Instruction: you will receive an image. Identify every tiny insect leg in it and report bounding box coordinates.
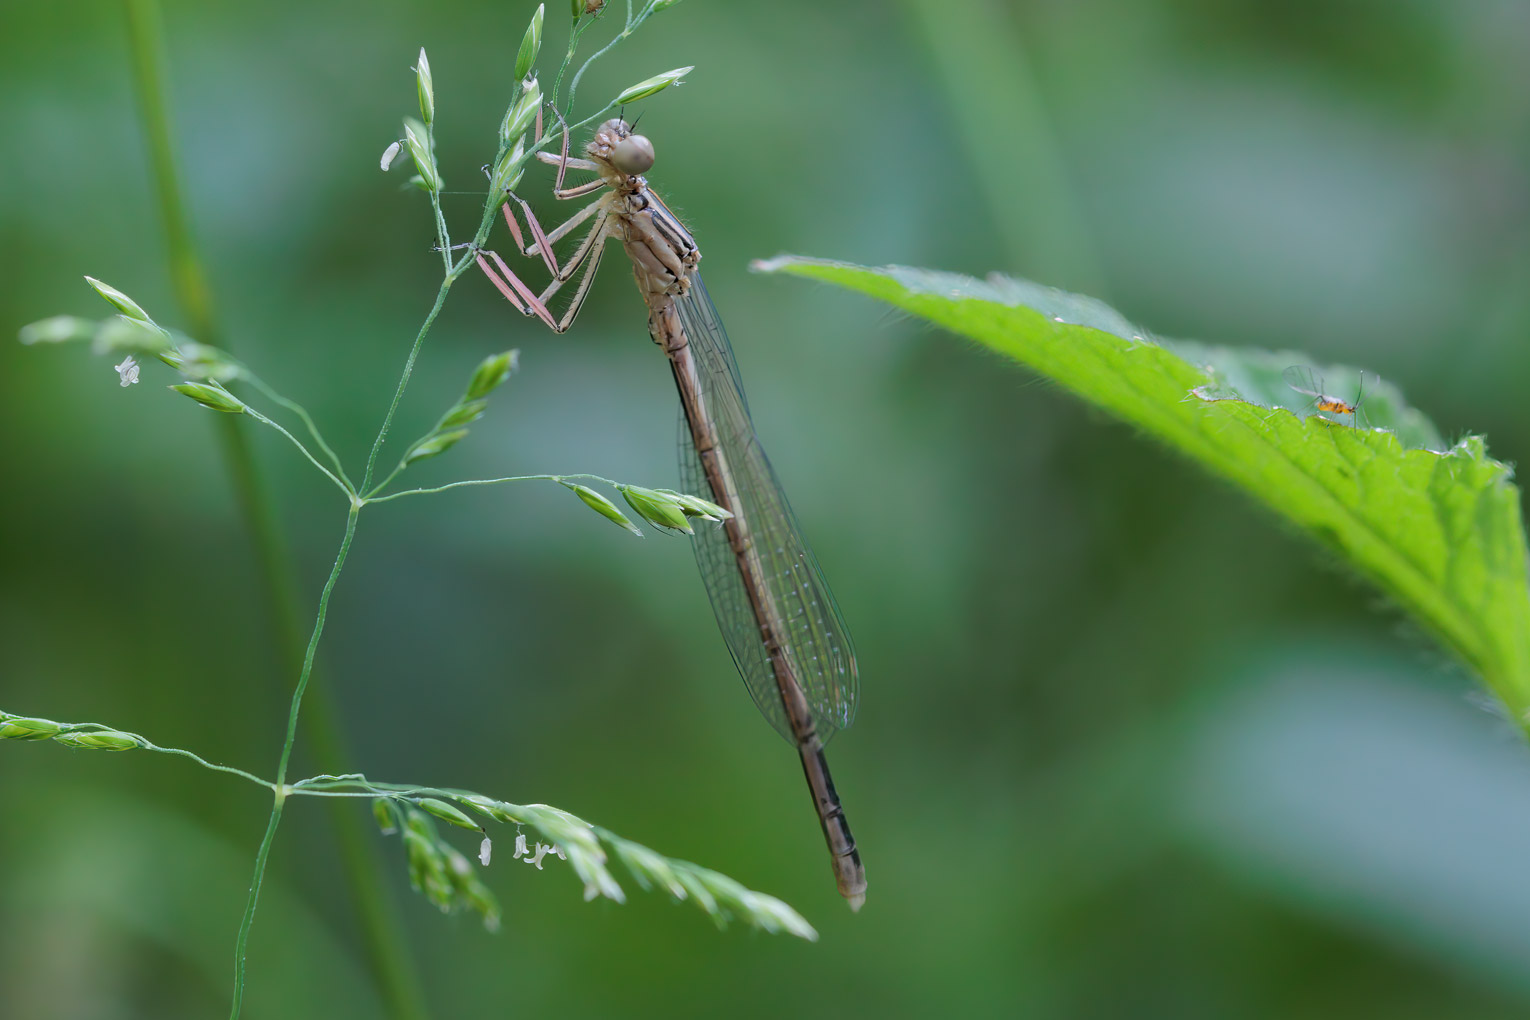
[506,193,605,270]
[541,106,608,200]
[539,210,610,286]
[535,151,600,173]
[540,235,606,332]
[477,216,611,334]
[502,197,558,276]
[475,252,560,331]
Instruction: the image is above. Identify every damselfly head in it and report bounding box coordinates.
[588,118,655,176]
[612,133,654,174]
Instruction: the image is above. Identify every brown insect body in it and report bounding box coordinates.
[477,117,868,909]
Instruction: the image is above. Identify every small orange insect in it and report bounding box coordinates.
[1283,366,1367,426]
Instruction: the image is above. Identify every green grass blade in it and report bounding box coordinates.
[754,256,1530,718]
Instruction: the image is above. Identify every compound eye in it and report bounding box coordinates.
[610,134,655,175]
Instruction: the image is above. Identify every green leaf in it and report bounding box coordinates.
[755,256,1530,717]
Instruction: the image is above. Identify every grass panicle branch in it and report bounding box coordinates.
[0,709,818,941]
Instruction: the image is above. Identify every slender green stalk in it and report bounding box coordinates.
[361,282,456,492]
[245,409,354,497]
[552,14,598,113]
[244,374,355,490]
[430,183,454,276]
[277,507,359,785]
[139,744,271,787]
[228,794,285,1020]
[367,475,548,503]
[4,709,820,941]
[365,472,618,504]
[230,506,359,1017]
[48,720,275,788]
[565,2,656,115]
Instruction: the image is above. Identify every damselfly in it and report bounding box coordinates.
[477,115,866,908]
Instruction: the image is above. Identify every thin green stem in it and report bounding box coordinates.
[294,779,484,799]
[228,793,285,1020]
[365,473,597,504]
[365,461,409,500]
[229,506,359,1019]
[360,280,455,493]
[246,409,354,497]
[243,374,354,489]
[552,15,596,114]
[276,507,360,786]
[567,5,654,115]
[43,718,276,788]
[359,146,477,493]
[140,743,274,788]
[428,128,453,275]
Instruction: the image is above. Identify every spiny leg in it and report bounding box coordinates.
[540,233,606,332]
[477,218,611,333]
[540,211,609,287]
[541,105,609,200]
[505,193,606,274]
[502,196,558,277]
[476,252,559,331]
[536,151,599,173]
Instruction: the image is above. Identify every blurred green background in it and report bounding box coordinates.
[5,0,1530,1016]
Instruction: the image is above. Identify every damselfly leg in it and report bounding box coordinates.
[478,106,615,332]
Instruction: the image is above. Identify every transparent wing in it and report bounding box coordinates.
[674,273,858,742]
[1282,365,1322,397]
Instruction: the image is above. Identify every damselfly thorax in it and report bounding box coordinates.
[477,117,699,341]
